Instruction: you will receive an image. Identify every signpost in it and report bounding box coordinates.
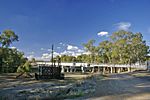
[51,44,54,67]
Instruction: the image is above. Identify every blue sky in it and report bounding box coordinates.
[0,0,150,60]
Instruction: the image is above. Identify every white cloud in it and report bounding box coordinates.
[35,45,90,60]
[42,53,51,59]
[61,50,77,56]
[116,22,131,31]
[47,49,52,52]
[60,48,86,57]
[41,52,60,60]
[10,46,16,49]
[57,47,61,49]
[97,31,109,36]
[40,48,44,50]
[31,52,35,54]
[146,41,150,46]
[27,55,34,60]
[67,45,78,50]
[60,50,72,56]
[9,46,21,51]
[59,42,66,46]
[83,51,91,55]
[27,52,34,55]
[53,52,60,56]
[59,42,63,45]
[77,49,84,53]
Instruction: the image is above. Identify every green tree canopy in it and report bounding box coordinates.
[0,30,18,48]
[47,30,150,65]
[0,29,28,73]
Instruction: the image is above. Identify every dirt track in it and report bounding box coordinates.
[0,73,94,99]
[83,71,150,100]
[0,71,150,100]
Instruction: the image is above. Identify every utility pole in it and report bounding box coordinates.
[51,44,54,67]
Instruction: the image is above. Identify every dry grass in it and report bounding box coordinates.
[0,72,93,88]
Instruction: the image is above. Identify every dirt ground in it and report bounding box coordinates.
[82,70,150,100]
[0,72,94,100]
[1,71,150,100]
[0,72,92,88]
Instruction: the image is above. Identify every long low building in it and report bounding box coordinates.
[35,61,147,69]
[31,61,149,74]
